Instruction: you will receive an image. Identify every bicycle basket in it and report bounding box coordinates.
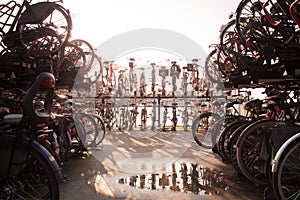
[0,1,21,35]
[18,2,55,25]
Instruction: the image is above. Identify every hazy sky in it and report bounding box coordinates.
[63,0,241,54]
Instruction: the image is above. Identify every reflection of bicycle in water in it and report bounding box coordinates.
[170,61,181,94]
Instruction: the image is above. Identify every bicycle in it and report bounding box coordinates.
[0,72,63,199]
[171,102,178,131]
[150,100,157,131]
[1,0,72,54]
[235,0,299,76]
[161,106,168,131]
[118,104,129,131]
[140,102,147,131]
[170,61,181,94]
[102,60,117,92]
[128,58,137,93]
[150,63,156,94]
[159,66,169,97]
[128,103,138,131]
[117,69,128,97]
[235,82,300,186]
[180,101,191,132]
[181,68,189,97]
[271,127,300,200]
[139,67,146,97]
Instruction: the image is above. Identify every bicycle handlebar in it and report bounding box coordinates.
[263,0,282,27]
[290,0,300,27]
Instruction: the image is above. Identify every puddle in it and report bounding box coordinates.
[117,162,229,195]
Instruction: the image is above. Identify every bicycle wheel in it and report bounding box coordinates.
[0,134,60,200]
[75,113,106,148]
[205,49,223,83]
[118,109,129,131]
[228,122,252,175]
[55,43,86,87]
[18,2,72,50]
[235,0,295,53]
[69,39,95,73]
[236,120,278,186]
[272,138,300,200]
[217,119,248,162]
[235,0,266,45]
[218,19,249,78]
[192,112,223,149]
[90,114,106,146]
[19,27,62,61]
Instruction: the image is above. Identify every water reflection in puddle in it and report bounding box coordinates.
[117,162,229,195]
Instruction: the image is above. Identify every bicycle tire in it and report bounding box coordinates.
[90,113,106,146]
[205,49,222,83]
[0,134,60,200]
[69,39,95,74]
[75,113,106,147]
[272,137,300,200]
[235,0,295,49]
[192,112,222,149]
[228,122,251,175]
[235,0,265,45]
[218,19,248,78]
[236,120,278,186]
[55,43,86,88]
[18,2,72,50]
[217,119,248,162]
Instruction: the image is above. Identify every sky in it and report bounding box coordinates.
[63,0,241,55]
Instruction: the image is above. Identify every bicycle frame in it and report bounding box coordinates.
[262,0,296,27]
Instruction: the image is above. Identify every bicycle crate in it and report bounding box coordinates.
[0,1,21,35]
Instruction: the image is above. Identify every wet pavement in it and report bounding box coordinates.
[60,130,265,200]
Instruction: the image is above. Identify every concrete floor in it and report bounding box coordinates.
[60,130,265,200]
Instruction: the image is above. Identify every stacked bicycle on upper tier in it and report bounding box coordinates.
[0,1,106,199]
[202,1,300,199]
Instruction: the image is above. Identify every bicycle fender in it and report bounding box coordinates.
[31,140,64,184]
[272,132,300,173]
[0,134,63,184]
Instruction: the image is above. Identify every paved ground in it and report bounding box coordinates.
[60,130,265,200]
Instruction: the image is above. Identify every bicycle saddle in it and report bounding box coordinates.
[23,72,55,124]
[245,99,263,110]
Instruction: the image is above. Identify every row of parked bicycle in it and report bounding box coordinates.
[192,80,300,200]
[0,0,300,199]
[204,0,300,88]
[193,0,300,199]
